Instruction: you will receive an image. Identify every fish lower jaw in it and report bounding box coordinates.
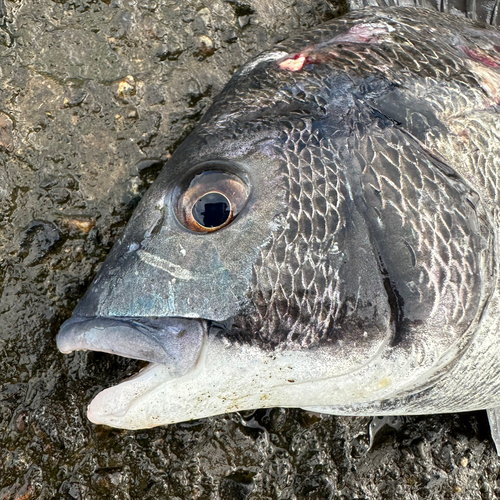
[85,336,434,430]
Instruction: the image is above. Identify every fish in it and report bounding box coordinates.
[56,2,500,451]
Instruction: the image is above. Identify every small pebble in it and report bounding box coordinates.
[117,75,136,98]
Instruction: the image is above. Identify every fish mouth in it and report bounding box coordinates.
[56,314,208,428]
[56,314,412,430]
[57,315,206,377]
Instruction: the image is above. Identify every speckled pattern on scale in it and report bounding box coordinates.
[198,8,498,355]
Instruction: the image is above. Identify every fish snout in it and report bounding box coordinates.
[56,315,207,376]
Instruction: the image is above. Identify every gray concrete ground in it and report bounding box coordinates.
[0,0,498,498]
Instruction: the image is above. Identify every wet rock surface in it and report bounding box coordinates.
[0,0,498,498]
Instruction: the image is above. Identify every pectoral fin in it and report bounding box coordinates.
[486,408,500,455]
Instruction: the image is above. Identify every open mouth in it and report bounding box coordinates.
[56,315,208,427]
[56,311,409,430]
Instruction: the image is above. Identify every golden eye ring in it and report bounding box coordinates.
[175,169,250,233]
[185,191,233,232]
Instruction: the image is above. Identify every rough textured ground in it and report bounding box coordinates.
[0,0,499,499]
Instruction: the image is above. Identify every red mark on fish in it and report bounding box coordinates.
[461,46,499,68]
[279,54,307,72]
[279,23,390,72]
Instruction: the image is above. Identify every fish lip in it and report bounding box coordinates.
[56,315,207,376]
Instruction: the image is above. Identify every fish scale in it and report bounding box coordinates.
[357,129,484,326]
[56,5,500,447]
[233,107,488,349]
[245,124,353,349]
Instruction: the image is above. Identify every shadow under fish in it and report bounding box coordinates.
[57,0,500,452]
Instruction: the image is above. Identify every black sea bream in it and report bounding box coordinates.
[57,5,500,446]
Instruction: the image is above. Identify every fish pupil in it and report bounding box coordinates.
[192,192,231,228]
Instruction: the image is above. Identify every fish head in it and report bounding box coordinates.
[57,49,394,428]
[56,11,493,429]
[53,59,305,424]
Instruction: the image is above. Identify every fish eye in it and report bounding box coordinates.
[176,170,250,233]
[192,192,231,228]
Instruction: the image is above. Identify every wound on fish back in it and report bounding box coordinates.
[279,54,307,71]
[461,46,500,67]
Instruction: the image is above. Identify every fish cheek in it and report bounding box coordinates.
[224,142,395,354]
[104,157,288,321]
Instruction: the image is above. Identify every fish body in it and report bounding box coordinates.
[57,6,500,434]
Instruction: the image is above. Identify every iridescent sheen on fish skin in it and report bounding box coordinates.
[57,7,500,442]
